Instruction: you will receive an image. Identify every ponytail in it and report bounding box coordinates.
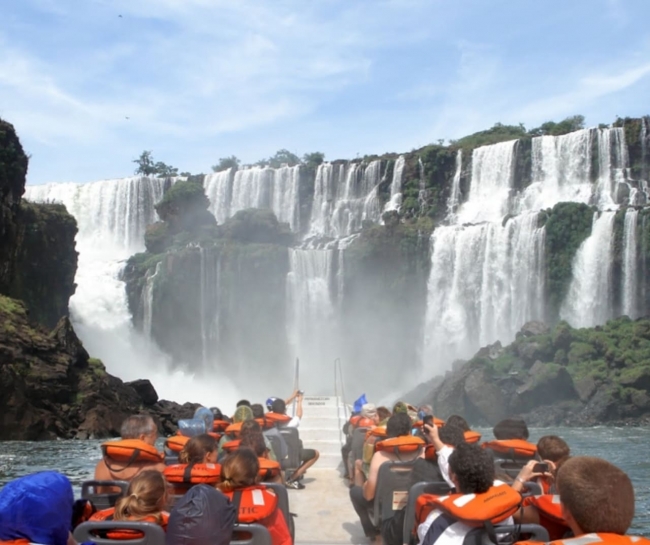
[114,470,167,522]
[178,434,217,465]
[217,448,259,492]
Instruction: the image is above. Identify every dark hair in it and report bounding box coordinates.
[240,432,268,457]
[493,417,529,440]
[377,406,391,421]
[236,399,251,408]
[178,434,217,465]
[271,398,286,414]
[445,415,470,432]
[251,404,265,419]
[386,412,411,438]
[210,407,224,420]
[557,456,634,534]
[537,435,570,463]
[240,419,262,435]
[438,424,466,447]
[448,443,494,494]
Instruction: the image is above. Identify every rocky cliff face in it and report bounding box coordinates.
[411,317,650,427]
[0,294,199,440]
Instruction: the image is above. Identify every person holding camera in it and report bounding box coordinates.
[270,390,320,489]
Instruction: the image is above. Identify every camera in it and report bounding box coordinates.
[297,390,305,395]
[533,462,549,473]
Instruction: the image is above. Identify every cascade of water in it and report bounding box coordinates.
[517,130,594,212]
[457,140,516,224]
[622,209,639,319]
[595,128,628,208]
[424,213,545,362]
[199,246,221,368]
[204,169,233,224]
[310,161,383,238]
[142,262,162,340]
[642,118,649,183]
[286,248,338,388]
[446,150,462,220]
[560,211,616,328]
[384,155,406,212]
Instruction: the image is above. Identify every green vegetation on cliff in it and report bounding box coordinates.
[540,202,595,318]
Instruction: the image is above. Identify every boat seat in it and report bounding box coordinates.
[402,480,452,545]
[262,482,295,541]
[231,523,273,545]
[369,460,418,529]
[80,480,129,510]
[463,523,550,545]
[266,434,285,463]
[73,521,165,545]
[278,427,301,471]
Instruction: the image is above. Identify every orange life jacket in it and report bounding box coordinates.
[517,534,650,545]
[412,418,446,429]
[258,458,282,480]
[225,422,245,437]
[222,439,242,453]
[208,431,222,441]
[416,483,522,527]
[0,540,30,545]
[222,485,278,523]
[365,426,387,441]
[264,413,292,426]
[101,439,164,471]
[213,420,231,433]
[375,435,425,456]
[89,508,169,539]
[522,494,569,541]
[255,417,275,430]
[482,439,537,459]
[165,435,190,453]
[163,462,222,486]
[350,415,376,428]
[464,430,482,444]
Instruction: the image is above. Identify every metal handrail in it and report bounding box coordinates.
[292,358,300,416]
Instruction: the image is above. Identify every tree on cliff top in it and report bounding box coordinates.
[134,151,179,178]
[212,156,240,172]
[154,181,215,235]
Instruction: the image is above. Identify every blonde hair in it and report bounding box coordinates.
[178,434,217,465]
[217,448,259,493]
[114,470,167,523]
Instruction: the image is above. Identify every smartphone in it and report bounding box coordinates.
[533,462,549,473]
[422,415,434,427]
[297,390,305,395]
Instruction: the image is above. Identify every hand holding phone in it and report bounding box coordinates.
[533,462,550,473]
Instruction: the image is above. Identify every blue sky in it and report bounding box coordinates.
[1,0,649,185]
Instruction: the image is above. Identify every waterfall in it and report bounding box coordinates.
[418,157,426,211]
[425,213,545,362]
[458,140,516,224]
[199,246,221,368]
[595,128,628,208]
[142,262,161,339]
[622,209,639,319]
[286,248,338,388]
[446,151,462,220]
[207,166,301,231]
[204,169,233,224]
[642,118,649,183]
[384,155,405,212]
[24,177,240,406]
[309,160,383,238]
[560,211,616,328]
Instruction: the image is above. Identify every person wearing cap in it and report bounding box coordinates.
[269,390,320,489]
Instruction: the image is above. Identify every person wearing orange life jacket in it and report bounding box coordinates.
[418,442,518,545]
[534,435,571,494]
[240,423,285,484]
[90,470,169,537]
[424,423,467,489]
[95,415,165,486]
[164,434,221,494]
[217,448,291,545]
[350,412,424,542]
[252,403,289,461]
[218,405,254,455]
[515,456,650,545]
[482,417,537,461]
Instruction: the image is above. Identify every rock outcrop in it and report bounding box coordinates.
[412,316,650,427]
[0,294,199,440]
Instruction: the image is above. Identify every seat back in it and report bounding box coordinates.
[80,480,129,510]
[462,523,550,545]
[231,523,273,545]
[262,482,294,541]
[73,521,165,545]
[370,461,417,528]
[351,427,369,463]
[493,459,531,479]
[278,427,301,470]
[267,434,284,462]
[402,481,452,545]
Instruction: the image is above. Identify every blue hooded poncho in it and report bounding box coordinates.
[0,471,74,545]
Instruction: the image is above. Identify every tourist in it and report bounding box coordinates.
[94,415,165,482]
[217,449,291,545]
[492,416,530,441]
[252,403,289,461]
[0,471,76,545]
[166,484,236,545]
[350,412,423,542]
[178,433,219,465]
[425,423,467,488]
[270,391,320,489]
[90,470,169,531]
[218,405,254,455]
[164,434,222,495]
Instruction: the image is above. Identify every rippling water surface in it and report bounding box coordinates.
[0,428,648,535]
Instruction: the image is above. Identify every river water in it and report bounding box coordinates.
[0,427,648,536]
